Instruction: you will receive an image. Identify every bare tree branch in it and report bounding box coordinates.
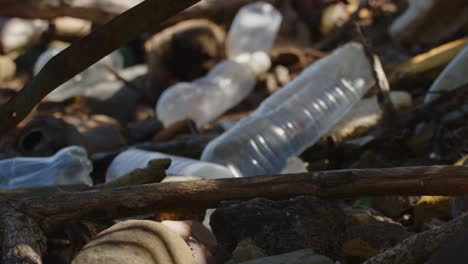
[0,0,200,135]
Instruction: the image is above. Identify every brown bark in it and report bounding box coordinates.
[0,0,143,24]
[1,165,466,236]
[1,209,46,264]
[364,213,468,264]
[0,0,200,135]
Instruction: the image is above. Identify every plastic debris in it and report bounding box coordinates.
[201,42,375,176]
[0,146,93,189]
[106,148,235,182]
[156,2,282,127]
[425,44,468,103]
[33,47,124,102]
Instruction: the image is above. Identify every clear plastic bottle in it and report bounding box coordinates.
[34,48,124,102]
[226,1,283,59]
[106,148,235,182]
[201,43,375,177]
[0,146,93,189]
[157,58,258,127]
[155,2,282,128]
[424,44,468,103]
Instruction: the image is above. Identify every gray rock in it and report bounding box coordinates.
[237,249,334,264]
[210,196,345,258]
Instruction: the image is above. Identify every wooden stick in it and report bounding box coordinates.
[0,0,200,135]
[5,165,467,235]
[364,213,468,264]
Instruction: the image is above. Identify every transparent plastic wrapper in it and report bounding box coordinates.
[0,146,93,189]
[424,44,468,103]
[202,43,375,177]
[156,1,282,127]
[106,148,235,182]
[34,48,124,102]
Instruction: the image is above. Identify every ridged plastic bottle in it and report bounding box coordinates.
[34,48,124,102]
[106,148,235,182]
[156,1,282,127]
[201,43,375,177]
[0,146,93,189]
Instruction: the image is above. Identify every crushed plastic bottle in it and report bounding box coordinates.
[226,1,283,59]
[156,2,282,127]
[106,148,235,182]
[157,57,258,127]
[0,146,93,189]
[34,48,124,102]
[424,44,468,103]
[201,42,375,177]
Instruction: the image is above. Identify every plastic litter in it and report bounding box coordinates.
[226,1,283,59]
[34,48,124,102]
[156,1,282,127]
[424,44,468,103]
[106,148,235,182]
[0,146,93,189]
[201,42,375,176]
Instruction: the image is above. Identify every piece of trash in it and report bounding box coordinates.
[33,47,124,102]
[0,146,93,189]
[226,2,283,58]
[202,42,375,176]
[424,44,468,103]
[106,148,235,182]
[156,2,283,128]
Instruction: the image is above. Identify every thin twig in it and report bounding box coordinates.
[356,24,396,120]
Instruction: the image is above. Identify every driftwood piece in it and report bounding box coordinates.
[0,165,467,262]
[0,165,465,236]
[0,0,200,135]
[364,213,468,264]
